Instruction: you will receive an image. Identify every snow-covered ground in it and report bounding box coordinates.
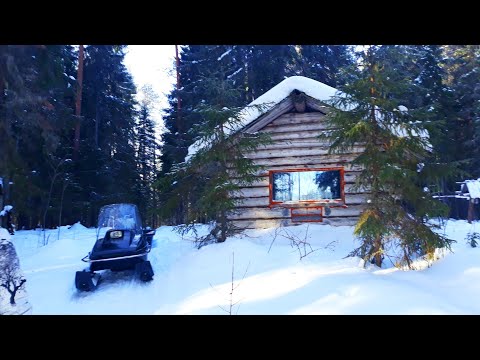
[6,219,480,314]
[0,228,31,315]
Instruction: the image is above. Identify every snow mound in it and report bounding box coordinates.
[0,205,13,216]
[69,222,88,231]
[0,227,10,241]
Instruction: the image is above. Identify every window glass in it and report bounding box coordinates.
[272,170,342,202]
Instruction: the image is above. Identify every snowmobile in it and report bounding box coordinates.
[75,203,156,292]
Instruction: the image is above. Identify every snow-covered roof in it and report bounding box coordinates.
[465,179,480,199]
[185,76,338,161]
[0,205,13,217]
[185,75,431,162]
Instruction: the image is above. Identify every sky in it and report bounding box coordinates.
[123,45,178,133]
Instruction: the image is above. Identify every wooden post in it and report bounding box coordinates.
[468,198,475,224]
[73,45,84,161]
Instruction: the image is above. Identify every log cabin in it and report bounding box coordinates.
[186,76,368,229]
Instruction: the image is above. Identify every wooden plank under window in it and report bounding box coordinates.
[291,207,323,223]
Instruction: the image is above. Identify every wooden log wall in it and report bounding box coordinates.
[228,111,368,229]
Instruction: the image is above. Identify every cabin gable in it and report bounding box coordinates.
[229,90,367,229]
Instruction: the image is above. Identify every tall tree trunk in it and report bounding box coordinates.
[57,180,68,241]
[0,176,4,228]
[176,198,184,226]
[73,45,84,160]
[95,92,100,148]
[374,236,382,267]
[43,158,65,244]
[175,45,182,134]
[218,120,228,243]
[369,51,383,268]
[219,208,227,242]
[243,50,251,103]
[43,172,57,244]
[151,142,157,228]
[1,176,12,228]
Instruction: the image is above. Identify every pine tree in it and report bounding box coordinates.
[76,45,140,225]
[323,46,453,268]
[1,45,159,229]
[0,45,77,229]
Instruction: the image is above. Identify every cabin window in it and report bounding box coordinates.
[269,168,345,206]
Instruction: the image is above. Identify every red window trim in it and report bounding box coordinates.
[268,167,346,208]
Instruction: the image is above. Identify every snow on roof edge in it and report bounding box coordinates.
[465,179,480,199]
[185,76,339,162]
[184,75,432,163]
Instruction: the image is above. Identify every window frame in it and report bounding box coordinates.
[268,167,346,208]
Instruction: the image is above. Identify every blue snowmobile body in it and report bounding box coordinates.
[75,203,155,291]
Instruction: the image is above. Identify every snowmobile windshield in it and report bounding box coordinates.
[96,203,142,239]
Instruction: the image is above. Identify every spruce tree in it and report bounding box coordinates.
[374,45,461,195]
[292,45,354,87]
[77,45,140,225]
[161,69,271,244]
[0,45,157,229]
[323,46,453,268]
[160,45,245,224]
[410,45,461,193]
[236,45,297,102]
[161,45,242,177]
